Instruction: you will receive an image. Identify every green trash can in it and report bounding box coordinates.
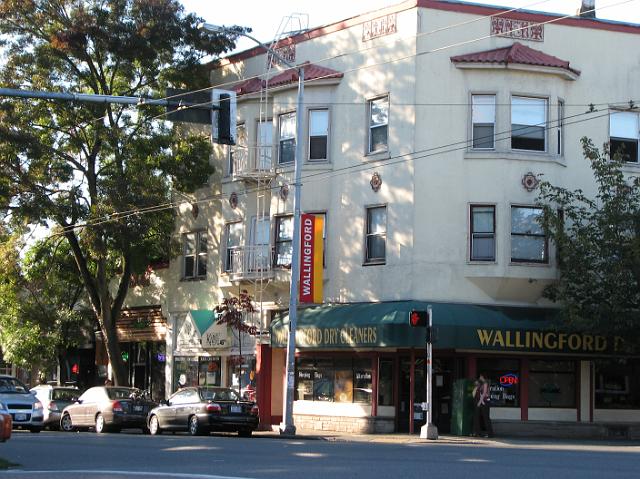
[450,378,475,436]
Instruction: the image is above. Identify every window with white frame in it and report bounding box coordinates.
[470,205,495,261]
[511,96,547,151]
[224,222,242,273]
[274,215,293,267]
[368,95,389,153]
[511,206,547,263]
[365,205,386,263]
[279,112,296,164]
[610,111,639,163]
[257,119,273,169]
[308,109,329,161]
[472,95,495,149]
[228,123,247,176]
[557,100,564,156]
[183,231,207,279]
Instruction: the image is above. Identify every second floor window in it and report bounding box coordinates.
[275,215,293,267]
[365,205,386,263]
[228,123,247,176]
[279,112,296,164]
[257,119,273,169]
[309,109,329,161]
[368,96,389,153]
[511,96,547,152]
[183,231,207,279]
[610,111,639,163]
[224,222,242,272]
[511,206,547,263]
[470,205,495,261]
[472,95,495,149]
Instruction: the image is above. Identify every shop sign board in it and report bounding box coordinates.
[299,214,324,304]
[201,323,230,349]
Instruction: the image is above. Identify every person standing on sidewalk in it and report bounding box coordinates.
[472,374,494,438]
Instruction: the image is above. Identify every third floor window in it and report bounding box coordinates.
[368,95,389,154]
[610,110,639,163]
[309,109,329,161]
[279,112,296,164]
[471,95,495,149]
[511,96,547,152]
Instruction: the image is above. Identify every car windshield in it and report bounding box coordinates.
[0,378,29,394]
[107,388,139,400]
[52,389,78,401]
[199,388,239,402]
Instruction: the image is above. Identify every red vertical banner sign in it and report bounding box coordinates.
[299,214,324,303]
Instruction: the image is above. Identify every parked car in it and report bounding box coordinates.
[30,384,79,430]
[147,386,259,437]
[60,386,157,433]
[0,375,44,433]
[0,401,12,442]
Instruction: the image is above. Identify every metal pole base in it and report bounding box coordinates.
[279,423,297,436]
[420,423,438,440]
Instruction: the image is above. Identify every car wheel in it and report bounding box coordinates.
[60,413,75,432]
[238,429,252,438]
[29,427,42,433]
[149,415,162,435]
[188,415,203,436]
[95,413,107,434]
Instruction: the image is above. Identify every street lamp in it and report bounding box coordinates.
[199,22,304,436]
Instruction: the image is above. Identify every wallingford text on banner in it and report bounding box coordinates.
[299,214,324,303]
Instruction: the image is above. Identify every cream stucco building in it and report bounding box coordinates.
[126,0,640,437]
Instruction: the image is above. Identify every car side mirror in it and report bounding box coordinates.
[161,399,169,406]
[72,397,81,403]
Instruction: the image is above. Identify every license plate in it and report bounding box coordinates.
[230,405,242,413]
[15,413,26,421]
[133,406,143,412]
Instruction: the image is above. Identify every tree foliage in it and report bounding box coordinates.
[537,137,640,341]
[215,290,258,336]
[0,0,245,384]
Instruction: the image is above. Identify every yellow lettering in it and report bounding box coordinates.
[532,332,544,349]
[544,332,557,350]
[371,327,377,343]
[477,329,493,346]
[515,331,524,348]
[583,335,594,351]
[505,331,514,347]
[492,330,505,347]
[568,334,582,351]
[614,336,624,352]
[558,333,567,350]
[595,336,607,352]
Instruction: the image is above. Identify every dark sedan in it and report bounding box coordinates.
[147,386,259,437]
[60,386,157,433]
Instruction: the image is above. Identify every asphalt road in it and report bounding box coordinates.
[1,430,640,479]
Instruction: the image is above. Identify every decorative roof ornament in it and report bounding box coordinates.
[229,192,239,209]
[370,172,382,193]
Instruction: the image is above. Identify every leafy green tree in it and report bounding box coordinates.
[0,231,86,376]
[537,137,640,341]
[0,0,245,384]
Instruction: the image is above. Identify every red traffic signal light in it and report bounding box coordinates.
[409,310,429,327]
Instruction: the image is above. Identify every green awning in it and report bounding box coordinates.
[188,310,218,335]
[270,302,624,355]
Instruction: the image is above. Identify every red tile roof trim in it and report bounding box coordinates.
[231,62,343,94]
[450,42,581,76]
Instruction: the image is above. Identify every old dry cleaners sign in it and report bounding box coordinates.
[272,325,378,349]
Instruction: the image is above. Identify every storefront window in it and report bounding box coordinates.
[173,357,199,391]
[595,359,640,409]
[529,360,576,408]
[378,359,394,406]
[477,358,520,407]
[295,357,373,404]
[198,357,221,386]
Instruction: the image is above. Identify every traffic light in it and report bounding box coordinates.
[409,310,429,327]
[212,89,237,145]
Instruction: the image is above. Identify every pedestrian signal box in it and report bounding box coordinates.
[409,310,429,327]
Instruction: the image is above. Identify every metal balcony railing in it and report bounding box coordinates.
[225,245,275,281]
[230,146,273,180]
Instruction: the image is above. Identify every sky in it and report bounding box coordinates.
[181,0,640,53]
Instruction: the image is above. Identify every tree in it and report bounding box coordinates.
[537,137,640,341]
[0,0,246,385]
[0,230,87,377]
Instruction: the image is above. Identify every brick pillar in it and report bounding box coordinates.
[256,343,272,429]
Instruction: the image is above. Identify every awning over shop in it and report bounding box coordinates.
[115,306,167,342]
[270,302,625,355]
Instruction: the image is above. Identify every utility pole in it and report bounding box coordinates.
[420,305,438,440]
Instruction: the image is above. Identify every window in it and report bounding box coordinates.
[228,123,247,176]
[557,100,564,156]
[472,95,495,149]
[378,359,394,406]
[528,360,576,408]
[477,358,520,407]
[365,205,386,263]
[257,119,273,169]
[274,215,293,267]
[595,358,640,409]
[308,109,329,161]
[278,112,296,164]
[224,222,242,273]
[511,206,547,263]
[183,231,207,279]
[198,357,222,386]
[511,96,547,151]
[470,205,495,261]
[610,111,639,163]
[295,357,372,404]
[368,95,389,153]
